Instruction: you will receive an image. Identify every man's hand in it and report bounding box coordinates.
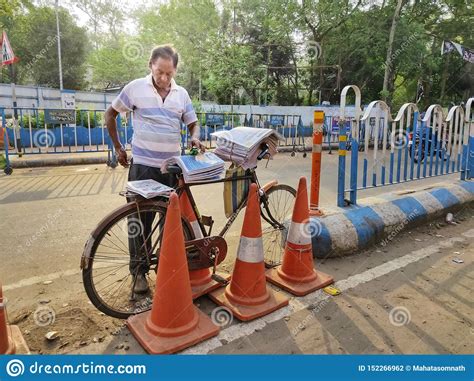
[115,146,129,167]
[191,138,206,153]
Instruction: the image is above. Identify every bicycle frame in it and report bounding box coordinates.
[173,168,284,240]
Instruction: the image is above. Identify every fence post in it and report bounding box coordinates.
[337,85,362,207]
[310,110,324,215]
[337,121,347,207]
[466,98,474,180]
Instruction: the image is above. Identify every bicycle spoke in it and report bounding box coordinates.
[109,226,130,253]
[83,202,193,318]
[102,233,128,255]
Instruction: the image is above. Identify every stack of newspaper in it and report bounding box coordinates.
[126,179,174,199]
[162,152,225,183]
[211,127,281,169]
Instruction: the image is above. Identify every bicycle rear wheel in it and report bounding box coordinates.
[81,200,194,319]
[260,184,296,267]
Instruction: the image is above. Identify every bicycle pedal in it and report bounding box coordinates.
[211,273,229,285]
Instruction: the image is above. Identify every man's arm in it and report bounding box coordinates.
[188,121,206,152]
[105,106,128,167]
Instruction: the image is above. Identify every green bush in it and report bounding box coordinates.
[17,109,127,128]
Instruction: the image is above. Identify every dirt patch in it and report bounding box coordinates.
[14,306,121,354]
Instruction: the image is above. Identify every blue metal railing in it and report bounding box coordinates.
[336,90,474,207]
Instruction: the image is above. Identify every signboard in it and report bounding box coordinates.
[205,113,224,126]
[44,109,76,124]
[61,90,76,109]
[269,115,285,127]
[1,31,19,66]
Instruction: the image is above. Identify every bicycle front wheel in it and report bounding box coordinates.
[81,200,194,319]
[260,184,296,267]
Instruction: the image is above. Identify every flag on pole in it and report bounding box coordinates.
[441,40,474,64]
[0,31,19,66]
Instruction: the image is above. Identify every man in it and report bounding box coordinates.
[105,44,204,294]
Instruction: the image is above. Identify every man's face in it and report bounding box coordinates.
[150,57,176,89]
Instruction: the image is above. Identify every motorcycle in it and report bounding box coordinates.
[407,125,451,163]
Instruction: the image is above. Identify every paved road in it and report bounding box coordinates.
[0,153,460,284]
[0,153,469,354]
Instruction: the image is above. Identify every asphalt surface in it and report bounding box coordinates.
[0,153,471,354]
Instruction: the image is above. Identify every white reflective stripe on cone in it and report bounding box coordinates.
[286,221,312,246]
[191,220,203,239]
[237,236,264,263]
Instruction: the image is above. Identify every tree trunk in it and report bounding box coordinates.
[382,0,404,104]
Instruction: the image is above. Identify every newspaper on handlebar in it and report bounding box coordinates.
[161,152,225,183]
[126,179,174,198]
[211,127,282,169]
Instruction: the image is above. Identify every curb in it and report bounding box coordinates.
[10,156,108,169]
[8,144,337,169]
[311,181,474,258]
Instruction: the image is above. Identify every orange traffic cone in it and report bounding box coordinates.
[179,191,229,298]
[209,184,288,321]
[127,192,219,354]
[1,283,29,354]
[266,177,333,295]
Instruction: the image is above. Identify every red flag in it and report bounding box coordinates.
[1,31,19,66]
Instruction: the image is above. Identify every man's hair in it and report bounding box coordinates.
[149,45,179,68]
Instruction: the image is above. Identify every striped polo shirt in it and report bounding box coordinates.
[111,74,197,168]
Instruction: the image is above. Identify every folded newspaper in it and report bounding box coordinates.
[211,127,282,169]
[126,179,174,198]
[161,152,225,183]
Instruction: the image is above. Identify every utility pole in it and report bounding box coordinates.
[55,0,64,90]
[230,3,236,117]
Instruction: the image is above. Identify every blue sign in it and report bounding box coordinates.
[269,115,285,126]
[205,113,224,126]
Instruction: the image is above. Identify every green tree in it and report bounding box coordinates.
[87,37,148,89]
[136,0,220,96]
[7,6,88,89]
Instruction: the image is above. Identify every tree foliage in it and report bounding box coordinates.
[2,0,472,108]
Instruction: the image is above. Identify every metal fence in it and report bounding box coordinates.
[336,85,473,207]
[0,107,133,155]
[1,108,312,159]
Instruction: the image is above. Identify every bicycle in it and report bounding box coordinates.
[80,145,296,319]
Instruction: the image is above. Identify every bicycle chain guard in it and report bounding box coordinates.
[185,236,228,271]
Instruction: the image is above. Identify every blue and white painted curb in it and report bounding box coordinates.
[311,181,474,258]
